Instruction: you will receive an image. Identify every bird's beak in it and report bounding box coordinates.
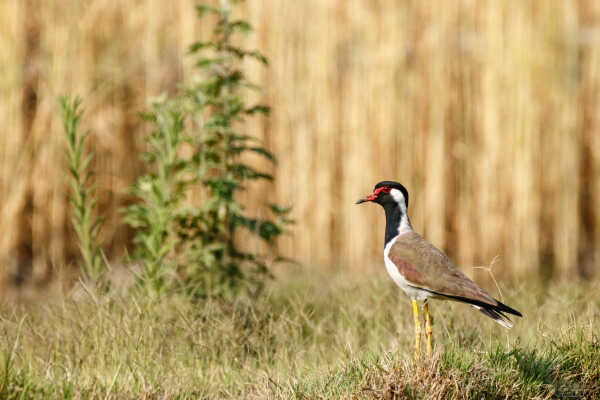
[355,192,377,204]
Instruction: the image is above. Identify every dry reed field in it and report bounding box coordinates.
[1,2,600,282]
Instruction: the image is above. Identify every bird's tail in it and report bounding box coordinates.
[434,292,523,329]
[473,299,522,329]
[474,305,514,329]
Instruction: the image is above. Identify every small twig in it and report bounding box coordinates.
[471,255,504,300]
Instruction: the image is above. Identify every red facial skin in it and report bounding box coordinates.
[364,186,391,201]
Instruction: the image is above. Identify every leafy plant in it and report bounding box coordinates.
[60,96,104,281]
[123,98,188,294]
[124,0,292,297]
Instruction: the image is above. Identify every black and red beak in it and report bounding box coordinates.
[355,192,378,204]
[355,186,390,204]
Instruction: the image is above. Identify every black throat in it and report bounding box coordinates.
[383,202,405,247]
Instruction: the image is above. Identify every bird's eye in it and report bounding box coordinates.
[377,186,392,194]
[372,186,391,196]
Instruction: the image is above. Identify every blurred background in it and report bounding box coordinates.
[0,0,599,291]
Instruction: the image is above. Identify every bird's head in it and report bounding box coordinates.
[355,181,409,210]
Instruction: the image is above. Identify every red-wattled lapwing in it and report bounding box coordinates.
[356,181,522,356]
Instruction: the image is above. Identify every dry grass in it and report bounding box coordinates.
[0,269,598,399]
[1,1,600,283]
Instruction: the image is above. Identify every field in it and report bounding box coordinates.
[2,270,598,399]
[1,1,600,399]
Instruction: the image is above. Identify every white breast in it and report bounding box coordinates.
[383,235,432,301]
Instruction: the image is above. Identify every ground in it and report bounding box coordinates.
[0,269,598,399]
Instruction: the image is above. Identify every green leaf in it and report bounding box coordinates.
[138,111,157,122]
[223,70,243,85]
[228,164,273,181]
[196,4,220,17]
[245,105,270,115]
[228,133,260,143]
[232,215,257,231]
[269,204,293,215]
[230,146,275,162]
[188,41,212,53]
[258,221,282,242]
[249,146,275,161]
[246,50,268,65]
[225,45,245,58]
[230,20,253,35]
[273,256,301,265]
[196,58,226,68]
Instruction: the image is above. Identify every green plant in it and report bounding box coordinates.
[60,96,104,281]
[179,0,293,297]
[123,98,187,294]
[124,0,292,297]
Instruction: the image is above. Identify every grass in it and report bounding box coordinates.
[0,270,598,399]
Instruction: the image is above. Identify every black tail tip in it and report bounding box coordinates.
[495,300,522,318]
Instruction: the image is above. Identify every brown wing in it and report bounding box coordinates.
[388,231,498,307]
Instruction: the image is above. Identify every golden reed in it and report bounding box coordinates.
[0,0,598,286]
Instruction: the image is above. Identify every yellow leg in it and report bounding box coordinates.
[412,300,421,357]
[424,301,433,357]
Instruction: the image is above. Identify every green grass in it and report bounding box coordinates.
[0,270,598,399]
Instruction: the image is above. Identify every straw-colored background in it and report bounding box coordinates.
[1,0,599,287]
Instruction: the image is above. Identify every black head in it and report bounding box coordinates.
[355,181,409,209]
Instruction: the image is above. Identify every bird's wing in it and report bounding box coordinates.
[388,231,497,307]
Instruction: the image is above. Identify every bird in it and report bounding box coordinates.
[356,181,522,357]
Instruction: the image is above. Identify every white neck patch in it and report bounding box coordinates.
[390,188,412,233]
